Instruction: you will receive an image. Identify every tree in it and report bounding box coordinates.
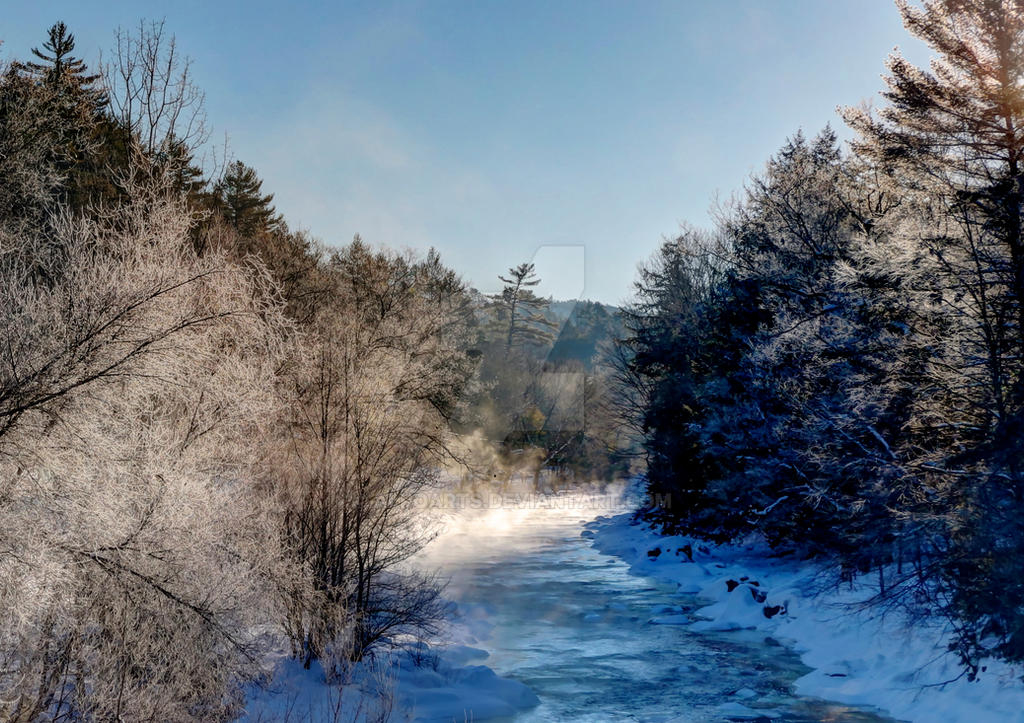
[617,131,912,556]
[0,180,291,721]
[0,68,66,230]
[104,20,207,161]
[16,22,107,113]
[214,160,284,238]
[490,262,558,351]
[2,22,114,218]
[845,0,1024,671]
[616,228,730,534]
[273,240,475,668]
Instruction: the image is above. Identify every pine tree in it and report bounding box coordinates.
[161,137,208,200]
[616,229,727,534]
[17,22,107,114]
[213,160,283,238]
[490,263,558,351]
[846,0,1024,672]
[846,0,1024,464]
[7,22,120,214]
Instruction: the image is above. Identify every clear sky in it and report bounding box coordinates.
[3,1,928,303]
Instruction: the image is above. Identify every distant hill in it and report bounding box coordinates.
[545,300,623,371]
[546,299,582,322]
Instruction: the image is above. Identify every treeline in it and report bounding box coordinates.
[616,0,1024,678]
[0,21,476,721]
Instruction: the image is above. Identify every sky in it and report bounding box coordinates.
[3,1,930,304]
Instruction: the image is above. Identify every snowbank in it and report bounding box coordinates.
[588,512,1024,723]
[240,643,538,722]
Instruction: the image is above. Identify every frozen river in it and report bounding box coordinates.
[416,502,899,722]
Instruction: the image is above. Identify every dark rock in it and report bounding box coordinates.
[647,547,662,558]
[726,579,740,592]
[763,605,783,619]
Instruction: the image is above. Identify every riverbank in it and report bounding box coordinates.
[587,511,1024,722]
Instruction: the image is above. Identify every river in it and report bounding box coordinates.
[415,501,899,722]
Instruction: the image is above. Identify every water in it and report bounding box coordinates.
[415,503,900,722]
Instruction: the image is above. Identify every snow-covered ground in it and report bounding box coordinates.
[238,505,547,722]
[240,641,538,722]
[588,510,1024,723]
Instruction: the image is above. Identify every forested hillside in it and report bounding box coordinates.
[457,266,631,489]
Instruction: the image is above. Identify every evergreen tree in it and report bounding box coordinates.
[213,160,283,237]
[617,229,728,534]
[16,22,107,113]
[846,0,1024,672]
[489,262,558,351]
[8,22,122,214]
[160,136,208,201]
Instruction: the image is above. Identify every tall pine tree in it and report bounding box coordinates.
[490,263,558,351]
[16,22,107,113]
[846,0,1024,672]
[5,22,117,214]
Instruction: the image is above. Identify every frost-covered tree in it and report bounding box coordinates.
[0,69,67,230]
[0,21,114,227]
[273,241,475,668]
[620,132,878,544]
[701,130,911,554]
[0,181,292,720]
[845,0,1024,671]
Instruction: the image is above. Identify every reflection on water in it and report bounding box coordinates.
[415,504,900,722]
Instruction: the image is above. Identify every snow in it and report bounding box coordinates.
[241,494,1024,722]
[588,511,1024,723]
[240,643,539,723]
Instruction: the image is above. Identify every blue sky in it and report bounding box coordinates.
[4,1,928,303]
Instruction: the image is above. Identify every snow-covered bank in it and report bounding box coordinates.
[240,643,538,722]
[238,506,554,722]
[588,512,1024,722]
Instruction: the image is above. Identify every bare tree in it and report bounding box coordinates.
[102,20,208,165]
